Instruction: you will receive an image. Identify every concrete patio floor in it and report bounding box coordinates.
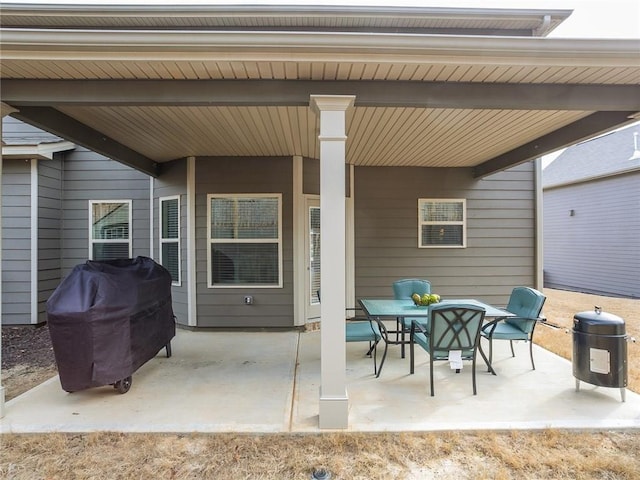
[1,328,639,433]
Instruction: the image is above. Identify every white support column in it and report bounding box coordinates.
[30,159,38,324]
[310,94,355,429]
[1,102,19,418]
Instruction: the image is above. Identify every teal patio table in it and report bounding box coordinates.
[358,298,514,376]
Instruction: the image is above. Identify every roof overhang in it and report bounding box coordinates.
[544,165,640,190]
[1,4,639,178]
[0,4,572,36]
[2,140,75,160]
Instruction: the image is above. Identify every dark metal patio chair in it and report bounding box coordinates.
[479,286,546,372]
[317,290,385,376]
[392,278,431,357]
[410,304,486,396]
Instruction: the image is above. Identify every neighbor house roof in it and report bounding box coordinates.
[1,4,639,178]
[544,123,640,188]
[2,117,64,145]
[2,117,75,159]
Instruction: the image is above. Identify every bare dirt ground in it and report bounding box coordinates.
[1,288,639,479]
[1,324,57,401]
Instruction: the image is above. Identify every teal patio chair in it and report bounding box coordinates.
[392,278,431,357]
[317,290,385,377]
[345,308,385,377]
[409,304,486,396]
[479,286,546,372]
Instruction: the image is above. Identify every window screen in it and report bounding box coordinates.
[418,199,466,248]
[90,201,132,260]
[208,194,282,287]
[160,196,180,284]
[309,206,321,305]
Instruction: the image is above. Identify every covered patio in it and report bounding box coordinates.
[2,328,638,433]
[1,4,640,429]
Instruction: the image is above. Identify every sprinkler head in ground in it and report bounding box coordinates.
[311,468,331,479]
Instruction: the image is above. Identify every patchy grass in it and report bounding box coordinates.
[1,430,639,479]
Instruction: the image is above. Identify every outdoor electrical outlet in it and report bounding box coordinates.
[243,295,253,305]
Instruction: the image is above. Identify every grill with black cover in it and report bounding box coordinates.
[46,256,175,393]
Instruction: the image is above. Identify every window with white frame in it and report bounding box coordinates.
[89,200,132,260]
[208,194,282,287]
[160,195,180,285]
[418,199,466,248]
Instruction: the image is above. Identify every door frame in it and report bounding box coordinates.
[292,163,356,326]
[305,195,321,323]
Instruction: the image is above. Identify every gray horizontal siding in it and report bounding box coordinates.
[38,157,63,323]
[60,148,151,274]
[354,163,537,306]
[2,159,32,325]
[2,249,30,261]
[544,171,640,298]
[303,156,351,197]
[154,158,188,324]
[303,157,320,195]
[194,156,294,328]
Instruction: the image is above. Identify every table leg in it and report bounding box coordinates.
[478,341,496,375]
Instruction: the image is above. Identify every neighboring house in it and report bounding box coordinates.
[1,4,639,427]
[543,123,640,298]
[1,118,152,325]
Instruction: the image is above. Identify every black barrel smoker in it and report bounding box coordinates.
[573,306,627,402]
[47,256,175,394]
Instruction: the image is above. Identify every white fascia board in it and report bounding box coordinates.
[2,140,75,159]
[2,29,639,68]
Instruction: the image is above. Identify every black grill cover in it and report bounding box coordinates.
[46,256,175,392]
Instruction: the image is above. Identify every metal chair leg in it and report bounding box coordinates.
[366,341,375,356]
[529,338,535,370]
[409,335,415,374]
[478,340,496,375]
[429,358,435,396]
[529,325,538,370]
[489,338,494,372]
[372,341,378,375]
[472,356,477,395]
[375,339,389,378]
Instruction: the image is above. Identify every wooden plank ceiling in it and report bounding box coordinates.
[2,60,638,84]
[59,105,591,168]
